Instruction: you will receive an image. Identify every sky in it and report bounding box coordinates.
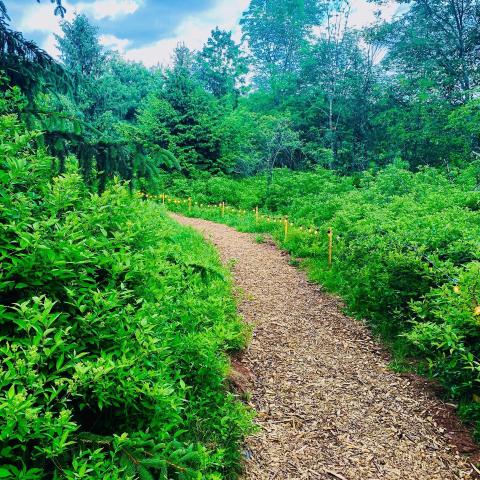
[7,0,401,67]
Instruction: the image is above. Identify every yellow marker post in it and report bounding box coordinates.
[255,206,259,224]
[221,202,225,216]
[284,218,289,242]
[162,193,165,205]
[188,197,192,212]
[328,227,333,269]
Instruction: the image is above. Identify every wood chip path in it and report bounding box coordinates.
[172,214,478,480]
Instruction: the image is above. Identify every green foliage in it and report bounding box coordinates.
[215,109,304,176]
[5,0,480,179]
[194,28,248,99]
[408,264,480,397]
[0,99,252,478]
[33,14,170,191]
[134,47,232,175]
[56,14,104,85]
[376,0,479,99]
[240,0,326,79]
[235,0,480,172]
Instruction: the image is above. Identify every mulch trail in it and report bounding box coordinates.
[172,214,479,480]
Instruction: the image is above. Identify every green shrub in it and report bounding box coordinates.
[408,263,480,398]
[0,100,252,478]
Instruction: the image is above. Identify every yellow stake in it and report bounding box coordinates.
[328,227,333,269]
[255,206,259,224]
[284,218,289,242]
[188,197,192,212]
[221,202,225,216]
[162,193,165,204]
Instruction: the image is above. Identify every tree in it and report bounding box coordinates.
[53,14,171,189]
[195,28,248,99]
[57,14,103,78]
[259,116,303,192]
[56,13,106,123]
[376,0,480,102]
[95,54,157,121]
[294,25,381,170]
[135,45,230,174]
[135,95,178,152]
[370,82,460,168]
[240,0,326,82]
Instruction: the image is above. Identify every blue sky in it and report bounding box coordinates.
[7,0,400,66]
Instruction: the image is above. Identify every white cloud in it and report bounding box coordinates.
[18,2,64,37]
[100,34,131,52]
[125,38,179,66]
[124,0,250,66]
[76,0,142,20]
[42,33,61,58]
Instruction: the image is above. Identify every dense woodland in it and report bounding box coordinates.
[4,0,480,180]
[1,0,480,478]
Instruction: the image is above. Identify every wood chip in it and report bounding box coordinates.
[325,470,348,480]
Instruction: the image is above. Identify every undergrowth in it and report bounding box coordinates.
[0,91,253,479]
[160,166,480,437]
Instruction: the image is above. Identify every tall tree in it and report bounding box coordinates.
[56,13,105,122]
[240,0,326,82]
[195,28,248,99]
[295,25,381,169]
[136,44,230,174]
[54,14,165,188]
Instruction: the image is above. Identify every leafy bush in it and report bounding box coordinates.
[0,96,252,478]
[408,263,480,398]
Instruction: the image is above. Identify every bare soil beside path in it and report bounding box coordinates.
[171,213,479,480]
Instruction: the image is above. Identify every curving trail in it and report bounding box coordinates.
[172,214,478,480]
